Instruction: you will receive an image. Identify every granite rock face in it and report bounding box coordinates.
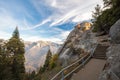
[99,19,120,80]
[109,19,120,44]
[107,44,120,79]
[58,22,97,66]
[99,44,120,80]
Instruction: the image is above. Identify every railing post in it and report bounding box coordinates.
[91,44,97,57]
[82,58,85,67]
[61,71,64,80]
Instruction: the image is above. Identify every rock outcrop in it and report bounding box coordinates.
[99,19,120,80]
[99,44,120,80]
[109,19,120,44]
[58,22,97,66]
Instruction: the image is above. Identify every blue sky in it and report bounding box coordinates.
[0,0,103,43]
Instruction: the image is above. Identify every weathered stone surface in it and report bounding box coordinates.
[99,19,120,80]
[107,44,120,78]
[99,44,120,80]
[109,19,120,44]
[59,22,97,66]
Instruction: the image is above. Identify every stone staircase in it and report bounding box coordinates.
[93,44,109,59]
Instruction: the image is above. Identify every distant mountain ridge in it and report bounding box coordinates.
[0,39,61,72]
[24,41,61,72]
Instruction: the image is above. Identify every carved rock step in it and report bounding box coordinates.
[93,44,109,59]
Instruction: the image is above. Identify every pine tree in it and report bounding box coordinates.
[92,4,101,19]
[5,27,25,80]
[92,0,120,33]
[12,27,19,39]
[49,54,58,69]
[103,0,120,8]
[0,43,13,80]
[43,49,52,70]
[103,0,112,7]
[92,4,103,32]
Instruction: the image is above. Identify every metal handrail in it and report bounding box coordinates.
[50,54,89,80]
[64,54,92,79]
[63,43,98,79]
[51,43,98,80]
[110,69,120,80]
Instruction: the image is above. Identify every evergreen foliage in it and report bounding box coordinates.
[92,0,120,33]
[0,46,13,80]
[49,54,58,69]
[34,52,59,80]
[12,27,19,39]
[92,4,102,19]
[43,49,52,70]
[7,27,25,80]
[0,27,25,80]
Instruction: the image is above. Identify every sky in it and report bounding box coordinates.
[0,0,103,43]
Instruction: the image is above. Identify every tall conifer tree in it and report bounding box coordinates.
[44,49,52,70]
[6,27,25,80]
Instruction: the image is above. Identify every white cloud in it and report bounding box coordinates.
[72,12,92,22]
[32,0,103,27]
[24,18,51,30]
[52,27,65,32]
[60,31,71,39]
[0,0,104,42]
[21,28,71,44]
[0,31,11,40]
[0,12,16,29]
[0,8,32,31]
[51,0,57,8]
[0,7,50,32]
[21,34,62,43]
[52,29,71,42]
[50,8,80,27]
[49,7,91,27]
[49,0,84,10]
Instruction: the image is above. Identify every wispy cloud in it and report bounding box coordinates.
[72,12,92,22]
[59,31,71,39]
[23,18,51,30]
[0,7,32,31]
[21,34,62,43]
[30,0,103,27]
[0,0,103,43]
[0,31,11,40]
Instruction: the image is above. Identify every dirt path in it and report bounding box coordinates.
[71,59,106,80]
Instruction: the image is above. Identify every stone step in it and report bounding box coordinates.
[94,54,106,56]
[93,54,106,57]
[93,56,106,59]
[94,53,106,55]
[94,55,106,57]
[93,44,108,60]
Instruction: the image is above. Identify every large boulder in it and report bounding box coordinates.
[106,44,120,78]
[109,19,120,44]
[99,44,120,80]
[59,22,97,66]
[99,19,120,80]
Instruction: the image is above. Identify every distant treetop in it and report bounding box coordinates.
[12,26,19,39]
